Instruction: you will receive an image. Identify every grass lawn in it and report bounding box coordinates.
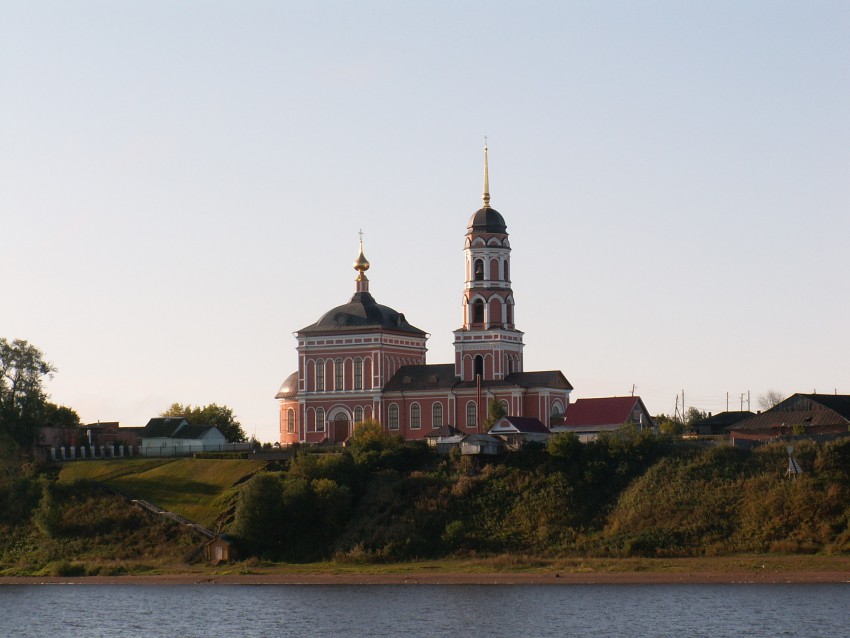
[59,458,265,528]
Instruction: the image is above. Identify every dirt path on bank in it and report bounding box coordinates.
[2,570,849,586]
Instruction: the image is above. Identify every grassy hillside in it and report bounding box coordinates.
[5,434,849,576]
[58,458,265,529]
[0,481,210,576]
[599,442,850,556]
[229,435,850,562]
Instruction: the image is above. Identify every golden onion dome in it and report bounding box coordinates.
[354,243,370,274]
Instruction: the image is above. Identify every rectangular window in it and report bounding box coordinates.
[410,404,421,430]
[316,408,325,432]
[316,360,325,391]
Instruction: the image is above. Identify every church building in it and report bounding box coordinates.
[275,147,573,445]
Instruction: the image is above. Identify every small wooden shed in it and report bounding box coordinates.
[205,534,237,565]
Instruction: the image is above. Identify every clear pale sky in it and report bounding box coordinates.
[2,1,848,442]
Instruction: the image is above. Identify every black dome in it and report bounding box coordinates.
[467,207,507,233]
[299,292,426,335]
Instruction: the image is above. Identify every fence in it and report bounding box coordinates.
[50,442,253,461]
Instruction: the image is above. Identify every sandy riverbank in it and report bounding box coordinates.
[2,570,849,586]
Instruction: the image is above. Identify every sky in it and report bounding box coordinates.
[2,1,848,443]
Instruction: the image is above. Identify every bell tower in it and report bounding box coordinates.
[453,145,525,382]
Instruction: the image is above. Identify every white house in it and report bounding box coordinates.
[140,417,229,456]
[488,416,551,449]
[460,433,504,456]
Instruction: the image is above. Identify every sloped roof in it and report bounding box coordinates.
[452,370,573,392]
[462,433,503,444]
[803,394,850,420]
[172,424,220,440]
[490,416,550,434]
[425,425,463,439]
[504,371,573,390]
[696,411,754,430]
[731,394,850,432]
[298,291,426,336]
[384,364,457,391]
[563,397,647,428]
[142,417,220,441]
[143,417,189,438]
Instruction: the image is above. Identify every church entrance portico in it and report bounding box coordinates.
[329,408,352,443]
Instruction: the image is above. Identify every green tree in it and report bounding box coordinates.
[233,473,285,555]
[0,338,56,447]
[42,402,81,428]
[347,419,399,453]
[482,398,507,429]
[161,402,246,442]
[33,477,62,537]
[655,413,684,436]
[685,407,709,428]
[313,477,352,540]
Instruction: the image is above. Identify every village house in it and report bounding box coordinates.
[460,433,504,456]
[551,396,655,442]
[139,417,229,456]
[728,393,850,447]
[690,411,754,436]
[488,416,551,449]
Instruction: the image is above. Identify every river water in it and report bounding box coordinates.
[1,583,848,637]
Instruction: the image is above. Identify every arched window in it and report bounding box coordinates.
[432,403,443,428]
[286,408,295,433]
[506,301,514,326]
[315,407,325,432]
[500,400,509,416]
[465,401,477,428]
[388,404,399,430]
[354,406,363,424]
[410,403,421,429]
[474,259,484,281]
[506,356,514,375]
[354,357,363,390]
[474,354,484,379]
[335,358,344,390]
[489,297,502,327]
[550,401,565,425]
[316,360,325,391]
[472,299,484,324]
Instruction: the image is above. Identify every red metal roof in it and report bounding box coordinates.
[563,397,643,428]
